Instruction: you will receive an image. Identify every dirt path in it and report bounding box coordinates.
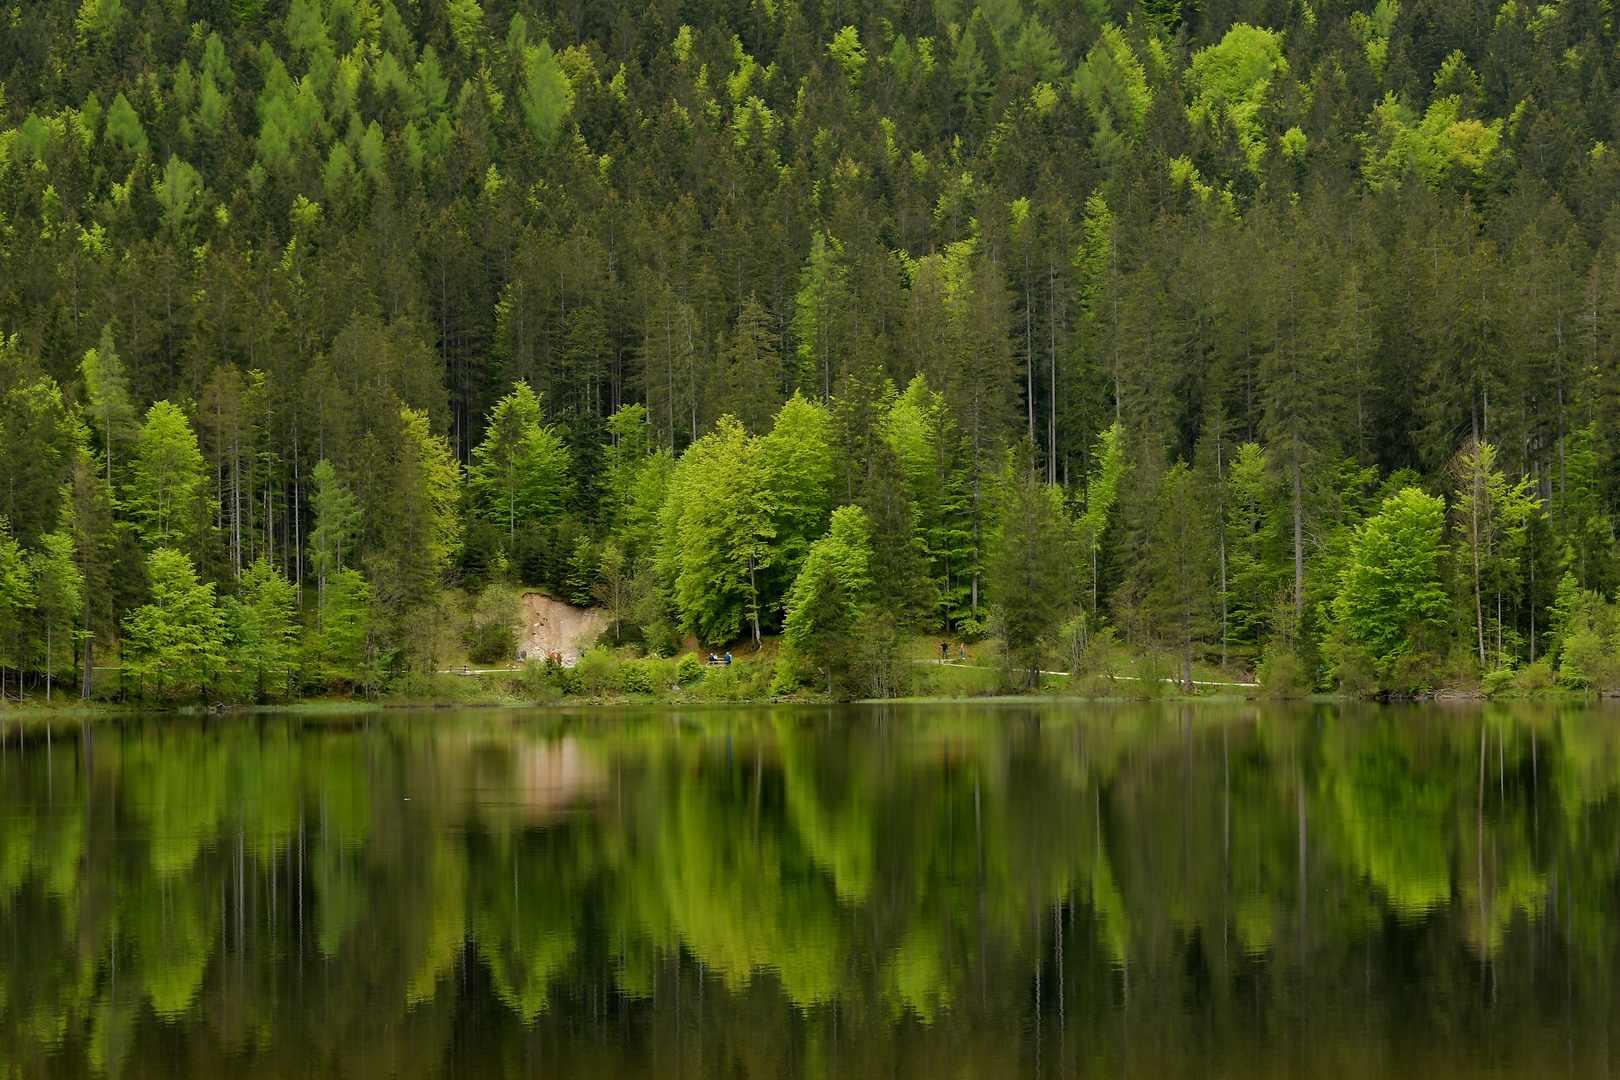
[517,593,608,666]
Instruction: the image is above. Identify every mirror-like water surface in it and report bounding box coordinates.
[0,702,1617,1078]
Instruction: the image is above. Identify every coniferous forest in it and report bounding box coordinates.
[3,0,1620,701]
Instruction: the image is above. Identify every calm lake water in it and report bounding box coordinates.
[0,701,1617,1078]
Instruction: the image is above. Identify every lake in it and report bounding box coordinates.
[0,701,1616,1078]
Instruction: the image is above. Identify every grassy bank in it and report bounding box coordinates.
[2,636,1599,715]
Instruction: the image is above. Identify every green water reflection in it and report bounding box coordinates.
[0,702,1617,1078]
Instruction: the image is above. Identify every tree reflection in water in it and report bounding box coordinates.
[0,702,1615,1078]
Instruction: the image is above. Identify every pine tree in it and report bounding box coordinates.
[308,459,360,628]
[129,400,208,551]
[1144,461,1217,691]
[988,440,1073,688]
[468,383,572,541]
[0,520,35,703]
[720,297,785,436]
[861,440,933,628]
[29,531,83,701]
[62,450,114,699]
[81,325,136,492]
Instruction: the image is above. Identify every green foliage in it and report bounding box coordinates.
[828,26,867,89]
[988,442,1072,686]
[1187,24,1284,167]
[224,556,300,698]
[784,505,873,654]
[0,520,35,684]
[1073,25,1149,161]
[129,401,206,549]
[0,0,1616,700]
[1008,18,1064,83]
[311,567,374,689]
[154,155,203,233]
[660,415,776,645]
[1451,439,1539,671]
[675,652,704,684]
[103,92,146,154]
[309,458,360,619]
[521,41,572,146]
[80,326,135,487]
[29,531,82,692]
[1332,489,1451,686]
[1076,422,1124,616]
[468,383,572,540]
[1224,442,1286,657]
[1256,645,1309,697]
[1362,92,1501,190]
[122,548,225,698]
[565,535,595,606]
[1,369,83,547]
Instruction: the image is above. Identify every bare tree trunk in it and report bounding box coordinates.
[81,608,93,701]
[1291,434,1304,617]
[1217,440,1228,670]
[748,555,761,646]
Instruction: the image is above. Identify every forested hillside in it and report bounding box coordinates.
[3,0,1620,699]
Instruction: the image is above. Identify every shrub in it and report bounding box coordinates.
[619,659,655,694]
[1512,659,1555,693]
[520,659,562,703]
[1257,646,1309,698]
[675,653,705,685]
[1482,666,1519,696]
[1322,627,1378,696]
[1559,626,1620,690]
[467,621,516,664]
[769,648,814,695]
[693,665,742,700]
[1132,650,1170,699]
[575,646,617,695]
[644,621,684,658]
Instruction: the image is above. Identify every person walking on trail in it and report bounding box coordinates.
[940,641,949,663]
[959,644,966,661]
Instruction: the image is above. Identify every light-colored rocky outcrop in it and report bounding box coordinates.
[517,593,607,666]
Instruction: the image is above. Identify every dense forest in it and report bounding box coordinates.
[4,0,1620,699]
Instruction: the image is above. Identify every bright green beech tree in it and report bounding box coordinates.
[659,414,775,645]
[1332,488,1451,681]
[784,505,874,652]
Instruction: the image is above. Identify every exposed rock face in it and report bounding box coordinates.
[517,593,608,666]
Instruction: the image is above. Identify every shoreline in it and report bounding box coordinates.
[0,686,1603,718]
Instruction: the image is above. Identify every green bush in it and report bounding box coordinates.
[1321,627,1379,696]
[1131,651,1170,699]
[619,659,655,694]
[575,647,616,695]
[1558,626,1620,690]
[466,621,515,664]
[519,659,562,703]
[693,665,740,699]
[675,653,705,685]
[1257,646,1309,698]
[1482,666,1519,695]
[770,647,821,695]
[1513,659,1555,693]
